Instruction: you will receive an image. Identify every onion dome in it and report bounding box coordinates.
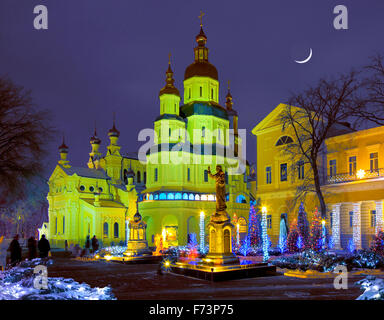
[159,56,180,97]
[58,136,68,153]
[184,24,218,81]
[108,120,120,138]
[90,128,101,145]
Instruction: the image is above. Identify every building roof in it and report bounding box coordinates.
[80,198,126,208]
[59,165,109,179]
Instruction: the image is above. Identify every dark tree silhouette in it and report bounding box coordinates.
[280,71,365,218]
[0,76,53,200]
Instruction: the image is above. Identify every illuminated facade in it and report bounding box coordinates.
[252,104,384,249]
[45,21,251,248]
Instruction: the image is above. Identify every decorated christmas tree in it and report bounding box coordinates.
[287,219,300,253]
[370,230,384,256]
[248,202,262,247]
[309,207,323,252]
[297,202,310,248]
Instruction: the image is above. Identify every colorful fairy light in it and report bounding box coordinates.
[236,223,240,246]
[261,206,269,262]
[353,202,362,250]
[199,211,205,253]
[332,204,341,250]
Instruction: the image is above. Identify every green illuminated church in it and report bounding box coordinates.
[43,19,252,248]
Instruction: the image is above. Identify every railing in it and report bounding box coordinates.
[326,168,384,184]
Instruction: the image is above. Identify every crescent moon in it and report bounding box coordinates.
[295,48,313,64]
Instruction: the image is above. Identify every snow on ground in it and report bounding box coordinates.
[356,276,384,300]
[0,259,116,300]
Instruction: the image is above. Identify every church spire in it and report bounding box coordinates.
[195,11,208,63]
[226,80,233,110]
[58,135,70,168]
[159,53,180,97]
[88,122,102,169]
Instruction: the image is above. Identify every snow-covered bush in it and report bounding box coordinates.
[272,249,384,272]
[0,258,116,300]
[356,276,384,300]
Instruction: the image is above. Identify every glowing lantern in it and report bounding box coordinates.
[357,169,365,179]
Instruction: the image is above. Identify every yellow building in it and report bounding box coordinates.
[252,104,384,249]
[45,20,251,249]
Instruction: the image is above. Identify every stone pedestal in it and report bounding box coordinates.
[203,210,239,266]
[124,211,152,257]
[125,240,151,256]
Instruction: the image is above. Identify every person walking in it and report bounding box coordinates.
[38,235,51,258]
[8,234,22,266]
[0,236,8,271]
[27,236,37,260]
[91,235,99,253]
[84,235,91,256]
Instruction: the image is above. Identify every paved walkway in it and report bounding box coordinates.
[47,257,366,300]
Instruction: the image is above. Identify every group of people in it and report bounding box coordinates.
[0,234,51,271]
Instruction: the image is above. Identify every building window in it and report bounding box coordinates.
[89,186,94,192]
[137,171,141,183]
[154,168,158,182]
[169,128,171,137]
[144,172,147,184]
[225,172,229,184]
[200,86,202,97]
[329,160,337,177]
[80,185,85,191]
[103,222,108,238]
[298,161,304,180]
[370,152,378,173]
[349,156,357,176]
[187,168,191,181]
[275,136,293,146]
[63,216,65,234]
[202,126,205,138]
[266,166,272,184]
[114,223,119,238]
[349,211,353,228]
[267,215,272,229]
[330,212,333,228]
[211,88,214,99]
[371,210,377,228]
[204,170,208,182]
[280,163,287,182]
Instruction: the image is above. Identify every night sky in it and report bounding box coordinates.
[1,0,384,178]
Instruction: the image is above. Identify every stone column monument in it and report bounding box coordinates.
[203,165,239,265]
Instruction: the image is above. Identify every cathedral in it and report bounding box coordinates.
[43,20,252,249]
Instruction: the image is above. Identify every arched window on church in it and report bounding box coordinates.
[144,171,147,184]
[154,168,158,182]
[114,223,119,238]
[55,217,57,235]
[63,216,65,234]
[200,86,202,97]
[123,169,128,185]
[137,171,141,183]
[276,136,293,146]
[202,126,206,138]
[103,222,109,238]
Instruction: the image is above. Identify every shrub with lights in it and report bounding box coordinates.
[248,202,262,247]
[287,219,300,253]
[297,202,310,249]
[371,230,384,256]
[309,208,323,252]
